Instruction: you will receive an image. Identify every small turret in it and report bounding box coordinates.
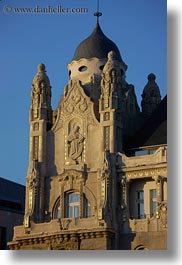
[99,51,123,153]
[25,64,53,225]
[141,73,161,118]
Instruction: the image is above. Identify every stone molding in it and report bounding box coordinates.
[8,229,115,250]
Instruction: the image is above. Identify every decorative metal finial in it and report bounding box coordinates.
[94,0,102,23]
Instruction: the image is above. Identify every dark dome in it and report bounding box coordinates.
[72,23,123,62]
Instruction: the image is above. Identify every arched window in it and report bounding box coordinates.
[66,192,80,218]
[52,197,61,219]
[53,192,91,219]
[85,198,91,218]
[65,192,91,218]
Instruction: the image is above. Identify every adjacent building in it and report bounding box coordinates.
[8,17,167,250]
[0,177,25,249]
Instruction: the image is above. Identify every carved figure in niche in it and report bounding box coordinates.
[67,125,84,164]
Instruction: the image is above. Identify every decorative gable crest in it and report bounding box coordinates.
[52,80,99,132]
[63,81,88,116]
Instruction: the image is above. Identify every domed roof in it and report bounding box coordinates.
[72,23,124,63]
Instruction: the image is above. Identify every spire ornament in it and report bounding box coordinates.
[94,0,102,23]
[31,63,52,124]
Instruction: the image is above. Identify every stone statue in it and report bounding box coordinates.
[67,125,84,164]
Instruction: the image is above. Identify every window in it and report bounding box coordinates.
[78,66,87,72]
[65,192,91,218]
[53,192,91,219]
[136,191,145,219]
[53,198,61,219]
[85,199,91,218]
[99,65,105,71]
[135,149,156,156]
[66,192,80,218]
[56,206,61,219]
[150,189,157,217]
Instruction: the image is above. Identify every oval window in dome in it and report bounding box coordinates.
[79,66,88,72]
[99,65,105,71]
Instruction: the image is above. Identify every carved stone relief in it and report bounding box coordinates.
[65,118,85,165]
[64,87,88,116]
[68,125,84,161]
[53,79,99,134]
[125,167,167,179]
[49,239,79,250]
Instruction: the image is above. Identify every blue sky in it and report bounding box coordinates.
[0,0,167,185]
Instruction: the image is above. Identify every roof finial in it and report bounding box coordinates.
[94,0,102,24]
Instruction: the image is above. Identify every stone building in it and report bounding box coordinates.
[8,19,167,250]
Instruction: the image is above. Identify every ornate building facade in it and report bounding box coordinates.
[8,20,167,250]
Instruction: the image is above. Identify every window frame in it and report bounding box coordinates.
[150,189,157,217]
[136,190,145,219]
[65,192,80,218]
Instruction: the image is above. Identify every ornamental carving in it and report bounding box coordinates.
[49,238,79,250]
[65,104,74,114]
[59,172,84,184]
[53,80,98,133]
[124,167,167,179]
[64,88,88,116]
[59,219,72,230]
